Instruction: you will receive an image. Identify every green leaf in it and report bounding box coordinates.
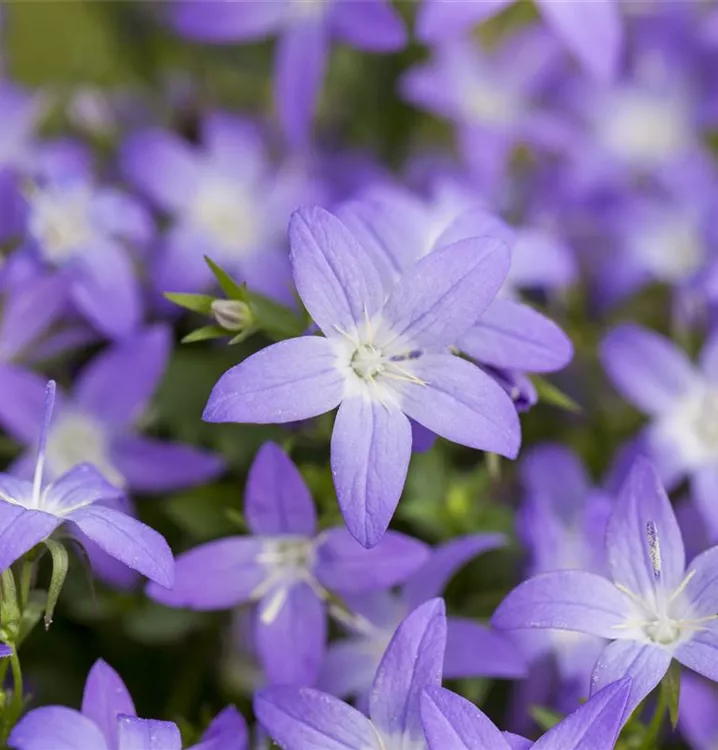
[204,257,247,300]
[164,292,215,315]
[663,660,681,728]
[532,375,582,414]
[181,326,228,344]
[16,591,47,647]
[42,539,69,630]
[247,291,306,340]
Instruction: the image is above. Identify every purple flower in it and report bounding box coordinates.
[0,324,223,494]
[20,140,152,340]
[121,114,322,306]
[319,533,525,709]
[203,205,520,547]
[147,441,429,686]
[679,671,718,750]
[0,83,45,170]
[9,658,248,750]
[169,1,406,147]
[415,0,623,82]
[601,324,718,542]
[493,457,718,718]
[421,677,631,750]
[0,381,173,587]
[254,598,446,750]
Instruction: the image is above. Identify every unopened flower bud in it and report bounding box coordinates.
[211,299,252,332]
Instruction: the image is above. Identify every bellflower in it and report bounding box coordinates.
[9,659,248,750]
[255,597,446,750]
[203,205,520,547]
[20,140,152,340]
[121,114,322,306]
[0,381,173,587]
[421,677,631,750]
[601,324,718,541]
[679,671,718,750]
[493,457,718,718]
[0,324,223,493]
[319,533,525,709]
[148,441,429,686]
[415,0,622,82]
[169,1,406,147]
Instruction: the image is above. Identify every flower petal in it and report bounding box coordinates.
[317,638,379,699]
[420,686,509,750]
[402,533,506,610]
[0,500,61,573]
[491,570,632,638]
[245,441,316,536]
[45,463,123,513]
[675,628,718,682]
[275,19,329,149]
[460,299,573,374]
[600,324,697,415]
[444,619,527,680]
[146,538,264,610]
[67,505,173,587]
[315,528,429,593]
[331,396,412,548]
[171,0,287,41]
[203,337,344,425]
[607,457,685,601]
[254,686,380,750]
[533,677,631,750]
[591,641,670,721]
[329,0,406,51]
[0,364,48,443]
[370,598,447,742]
[289,206,386,336]
[111,436,224,494]
[678,672,718,750]
[393,353,520,458]
[416,0,510,43]
[117,716,181,750]
[190,706,249,750]
[381,236,510,349]
[9,707,109,750]
[81,660,136,750]
[256,582,326,686]
[75,325,170,427]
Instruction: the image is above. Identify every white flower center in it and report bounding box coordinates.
[45,411,124,487]
[631,213,703,282]
[659,385,718,469]
[465,82,521,126]
[291,0,327,21]
[595,87,692,167]
[351,344,388,381]
[28,186,94,264]
[189,175,259,254]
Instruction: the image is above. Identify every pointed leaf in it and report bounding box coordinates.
[204,256,246,300]
[42,539,69,630]
[163,292,215,315]
[532,375,582,413]
[181,326,228,344]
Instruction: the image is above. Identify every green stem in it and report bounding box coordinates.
[638,686,667,750]
[18,560,32,614]
[8,650,22,723]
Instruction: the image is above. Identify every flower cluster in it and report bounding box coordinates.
[0,2,714,749]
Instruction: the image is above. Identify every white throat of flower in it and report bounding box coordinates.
[45,410,124,488]
[28,184,95,264]
[613,521,717,647]
[189,173,260,255]
[630,212,703,282]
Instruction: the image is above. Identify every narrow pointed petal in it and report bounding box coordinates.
[0,364,48,443]
[534,677,631,750]
[111,436,224,494]
[0,501,62,573]
[681,545,718,617]
[331,396,412,548]
[146,537,264,610]
[275,20,329,149]
[289,206,385,336]
[381,237,510,349]
[117,716,181,750]
[245,441,316,536]
[416,0,511,43]
[330,0,406,50]
[75,325,170,427]
[460,300,573,373]
[315,528,429,593]
[171,0,287,41]
[607,457,685,600]
[190,706,249,750]
[203,337,344,425]
[256,582,326,686]
[403,533,506,609]
[46,464,122,513]
[9,707,110,750]
[491,570,631,638]
[678,672,718,750]
[254,686,381,750]
[370,599,447,742]
[675,629,718,682]
[444,619,527,680]
[67,505,173,587]
[421,686,508,750]
[591,641,670,720]
[538,0,622,82]
[82,660,136,750]
[600,324,697,415]
[393,353,520,458]
[317,638,379,698]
